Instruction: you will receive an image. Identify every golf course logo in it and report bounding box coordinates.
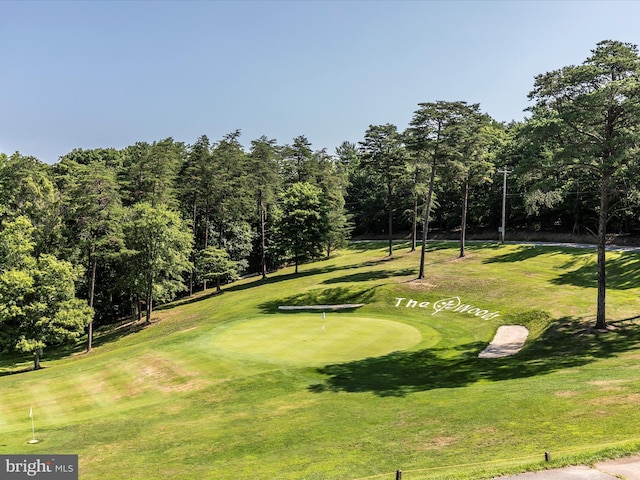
[1,455,77,479]
[394,296,500,320]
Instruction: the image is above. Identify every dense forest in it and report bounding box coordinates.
[2,39,640,365]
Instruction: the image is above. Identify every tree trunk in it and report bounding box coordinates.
[189,197,197,295]
[418,160,437,279]
[218,204,225,249]
[135,294,142,321]
[411,193,418,253]
[87,256,97,353]
[459,179,469,258]
[145,287,153,323]
[595,172,609,330]
[260,193,267,280]
[387,183,393,257]
[33,349,41,370]
[203,206,209,291]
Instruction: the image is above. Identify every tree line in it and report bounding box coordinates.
[2,39,640,367]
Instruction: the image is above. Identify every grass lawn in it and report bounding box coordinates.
[2,241,640,479]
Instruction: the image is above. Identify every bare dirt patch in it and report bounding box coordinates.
[406,280,438,291]
[589,393,640,406]
[421,435,460,450]
[554,390,578,398]
[135,354,209,393]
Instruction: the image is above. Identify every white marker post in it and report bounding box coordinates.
[29,406,38,444]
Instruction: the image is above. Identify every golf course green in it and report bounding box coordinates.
[212,314,423,366]
[2,241,640,479]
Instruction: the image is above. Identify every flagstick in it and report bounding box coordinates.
[29,407,38,444]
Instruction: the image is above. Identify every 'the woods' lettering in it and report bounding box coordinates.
[394,296,500,320]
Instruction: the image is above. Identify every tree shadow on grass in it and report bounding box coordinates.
[552,252,640,290]
[322,268,416,285]
[0,352,37,376]
[156,289,223,310]
[309,316,640,397]
[483,244,593,264]
[482,245,640,290]
[159,244,418,313]
[0,341,88,376]
[258,285,379,314]
[349,241,405,251]
[90,318,147,349]
[223,257,400,295]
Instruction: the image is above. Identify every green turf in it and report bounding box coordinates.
[212,314,422,366]
[2,241,640,479]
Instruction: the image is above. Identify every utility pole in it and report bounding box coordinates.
[498,168,511,244]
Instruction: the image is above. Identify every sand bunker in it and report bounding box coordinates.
[478,325,529,358]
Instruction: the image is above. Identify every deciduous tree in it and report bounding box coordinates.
[279,182,329,273]
[0,153,62,255]
[123,203,193,322]
[0,216,92,369]
[195,246,239,293]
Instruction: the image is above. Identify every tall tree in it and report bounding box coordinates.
[195,246,239,293]
[123,203,193,323]
[281,135,315,184]
[528,40,640,329]
[60,147,123,169]
[0,216,92,369]
[408,102,467,277]
[0,153,62,255]
[402,131,429,252]
[341,142,386,236]
[248,136,281,279]
[120,138,184,208]
[279,182,329,273]
[359,124,406,256]
[179,135,213,294]
[60,159,124,351]
[444,107,502,257]
[316,148,352,257]
[210,131,251,253]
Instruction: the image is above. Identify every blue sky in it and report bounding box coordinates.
[2,0,640,164]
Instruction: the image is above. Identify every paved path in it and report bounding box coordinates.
[495,456,640,479]
[352,239,640,252]
[502,240,640,252]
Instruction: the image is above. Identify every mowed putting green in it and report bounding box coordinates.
[212,313,422,366]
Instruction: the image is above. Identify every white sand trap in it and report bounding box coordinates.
[479,325,529,358]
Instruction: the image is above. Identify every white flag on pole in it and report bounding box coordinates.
[29,406,38,443]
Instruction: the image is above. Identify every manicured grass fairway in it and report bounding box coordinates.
[2,241,640,479]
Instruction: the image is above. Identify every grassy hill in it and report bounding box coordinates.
[2,241,640,479]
